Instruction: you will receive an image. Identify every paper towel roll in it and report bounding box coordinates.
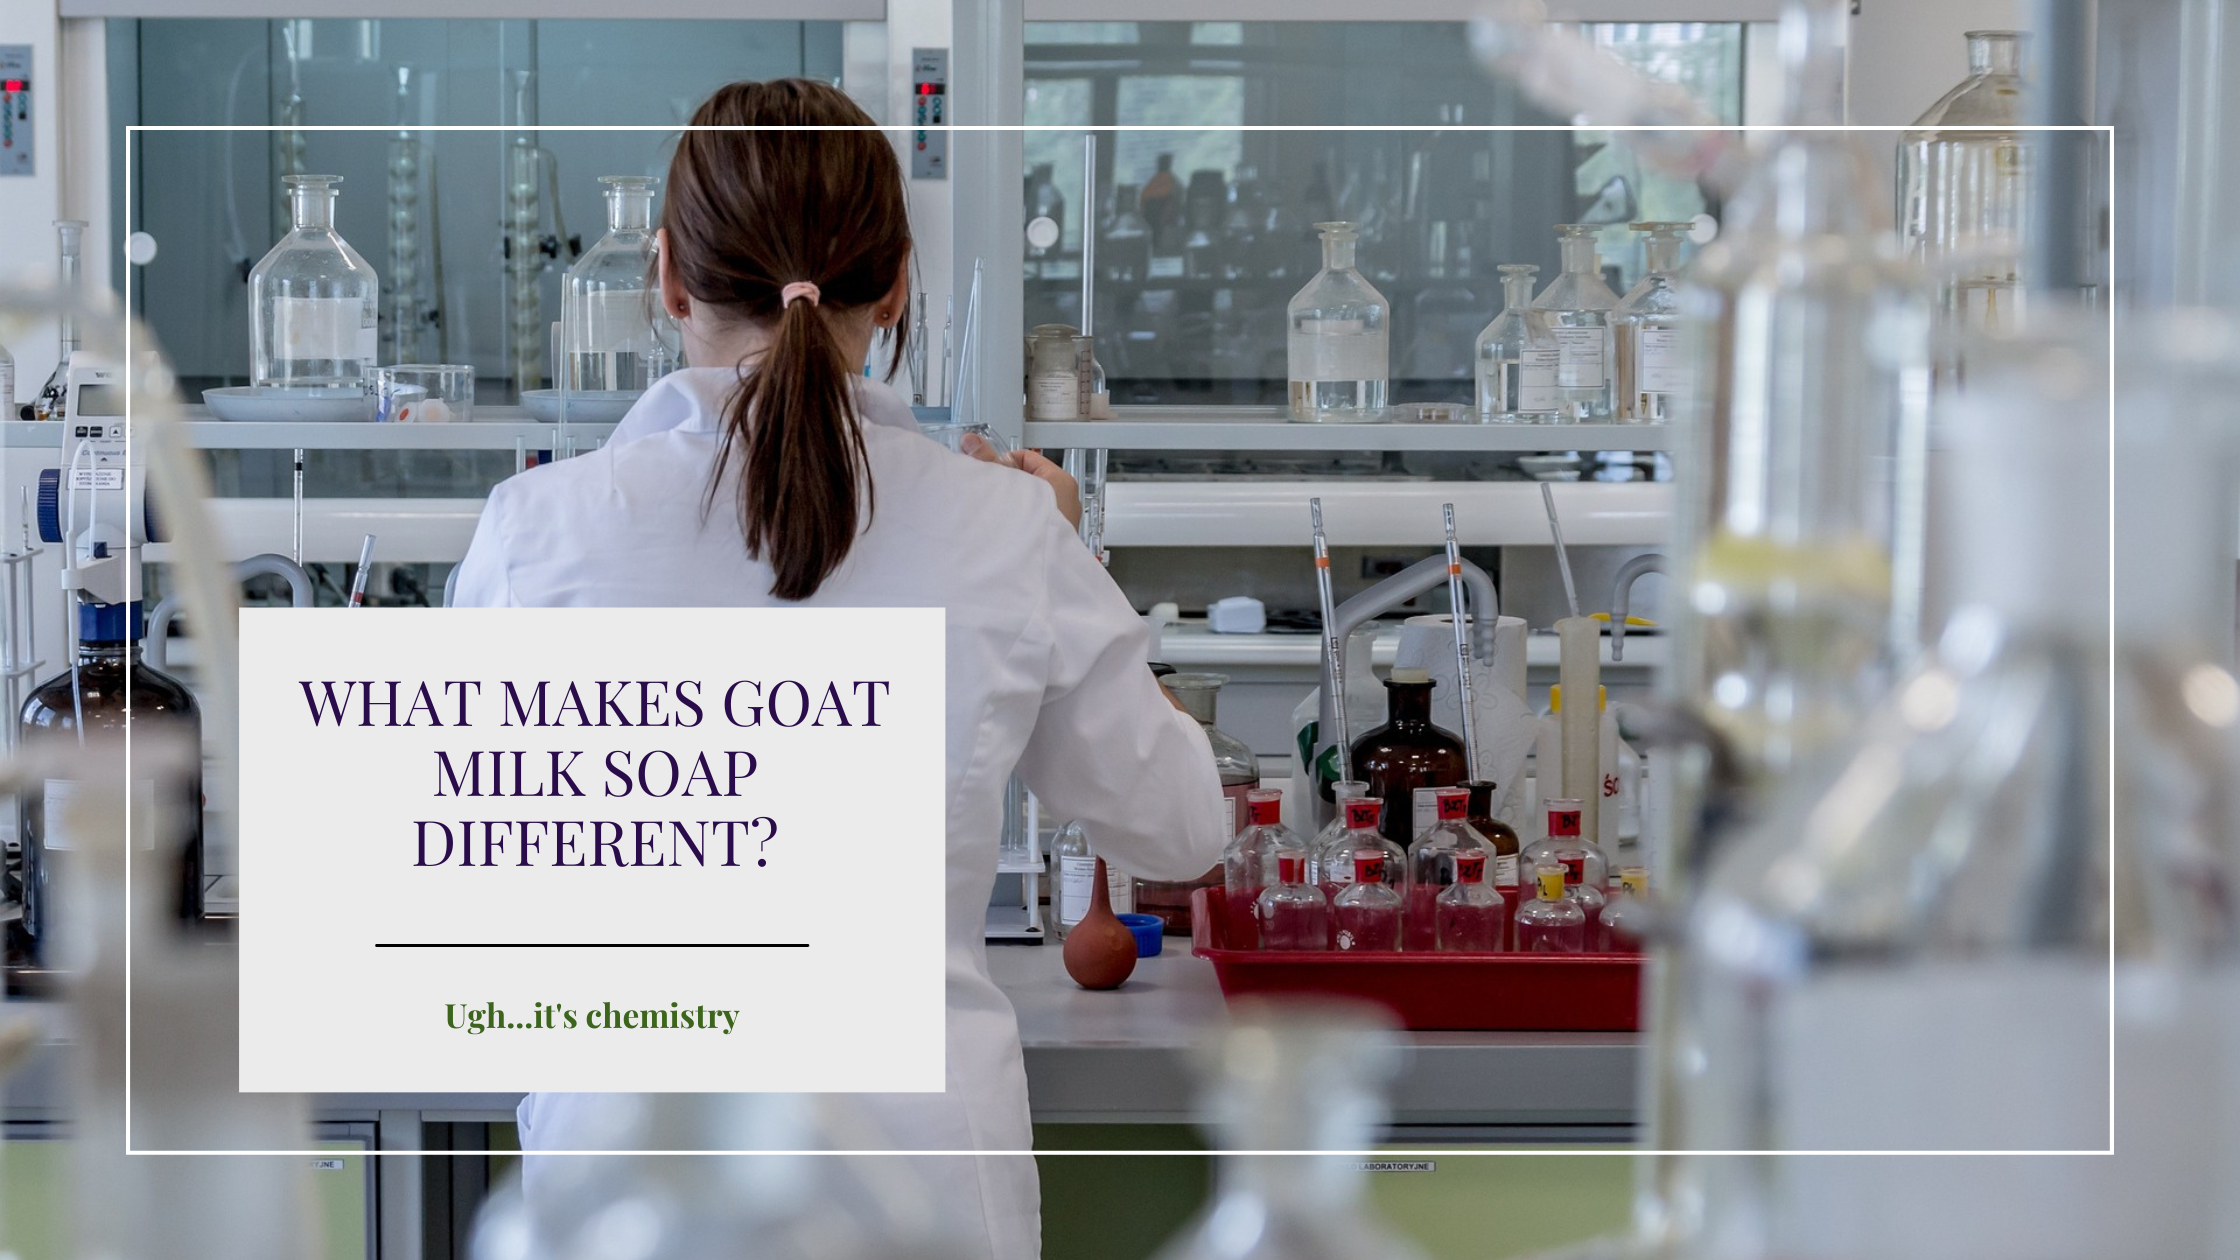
[1396,615,1533,818]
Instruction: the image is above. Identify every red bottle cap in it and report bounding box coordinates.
[1353,851,1386,884]
[1246,791,1284,827]
[1436,788,1468,822]
[1277,850,1305,883]
[1455,852,1486,884]
[1344,797,1382,830]
[1547,800,1583,838]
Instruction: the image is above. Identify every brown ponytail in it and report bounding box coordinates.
[664,80,912,601]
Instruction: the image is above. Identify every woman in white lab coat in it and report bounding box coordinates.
[449,80,1226,1259]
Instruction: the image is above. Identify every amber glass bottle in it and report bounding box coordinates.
[12,601,203,984]
[1348,668,1467,849]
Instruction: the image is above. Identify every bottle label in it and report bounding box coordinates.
[1344,797,1381,831]
[1412,793,1438,839]
[1637,326,1691,394]
[1620,869,1648,897]
[1552,326,1607,389]
[356,322,379,368]
[1494,853,1520,887]
[1547,804,1582,838]
[1536,867,1566,899]
[1436,791,1468,822]
[1519,347,1560,411]
[1455,853,1486,884]
[1290,325,1389,381]
[1353,850,1386,884]
[1275,850,1306,884]
[1247,795,1283,827]
[272,297,369,364]
[1057,854,1097,927]
[1029,373,1078,420]
[1559,853,1586,886]
[567,289,655,355]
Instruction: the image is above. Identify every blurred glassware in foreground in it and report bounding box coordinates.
[1151,1001,1427,1260]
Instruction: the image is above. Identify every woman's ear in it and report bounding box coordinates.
[878,248,911,324]
[656,229,692,321]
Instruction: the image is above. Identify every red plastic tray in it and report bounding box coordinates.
[1186,886,1642,1031]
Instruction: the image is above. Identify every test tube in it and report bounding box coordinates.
[348,534,378,608]
[1541,481,1581,619]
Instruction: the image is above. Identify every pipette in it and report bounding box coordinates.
[1540,481,1581,620]
[939,296,953,409]
[1310,497,1350,782]
[347,534,377,608]
[908,293,928,405]
[955,259,984,424]
[1441,503,1480,774]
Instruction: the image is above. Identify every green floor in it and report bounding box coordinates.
[0,1139,371,1260]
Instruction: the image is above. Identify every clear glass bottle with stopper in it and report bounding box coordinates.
[1403,786,1487,950]
[1137,673,1260,936]
[1254,850,1329,951]
[1050,819,1133,940]
[249,175,379,390]
[1900,31,2029,345]
[1434,851,1507,952]
[1531,224,1621,421]
[562,175,666,396]
[1514,862,1586,953]
[1614,221,1692,423]
[1287,221,1389,423]
[1224,789,1299,950]
[1474,263,1562,422]
[1312,795,1405,949]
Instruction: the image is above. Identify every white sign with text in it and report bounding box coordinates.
[237,607,946,1094]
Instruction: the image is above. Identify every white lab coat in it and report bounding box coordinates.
[451,367,1225,1260]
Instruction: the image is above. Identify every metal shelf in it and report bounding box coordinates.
[3,413,617,451]
[1022,409,1673,452]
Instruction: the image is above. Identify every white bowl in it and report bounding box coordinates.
[520,389,640,424]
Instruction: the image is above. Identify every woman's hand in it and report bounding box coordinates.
[962,433,1083,529]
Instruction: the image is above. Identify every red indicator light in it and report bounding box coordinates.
[2,80,23,92]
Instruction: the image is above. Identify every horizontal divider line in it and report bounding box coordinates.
[372,942,809,949]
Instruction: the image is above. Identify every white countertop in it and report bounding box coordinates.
[1150,622,1666,671]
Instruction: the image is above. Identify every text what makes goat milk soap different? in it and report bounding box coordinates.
[235,607,945,1095]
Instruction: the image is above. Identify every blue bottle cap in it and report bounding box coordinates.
[78,600,144,644]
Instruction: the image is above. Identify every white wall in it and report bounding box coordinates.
[1849,0,2029,125]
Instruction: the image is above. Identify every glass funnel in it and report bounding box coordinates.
[1614,222,1692,423]
[1286,222,1390,423]
[1899,32,2030,343]
[1474,263,1562,422]
[1677,310,2110,1256]
[562,176,665,396]
[1150,1003,1428,1260]
[1531,224,1622,421]
[248,175,379,390]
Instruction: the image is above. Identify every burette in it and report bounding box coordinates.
[1310,497,1348,782]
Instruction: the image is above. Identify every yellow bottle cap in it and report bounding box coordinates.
[1535,865,1566,900]
[1547,684,1608,714]
[1619,867,1648,897]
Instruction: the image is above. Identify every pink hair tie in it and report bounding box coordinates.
[780,281,821,308]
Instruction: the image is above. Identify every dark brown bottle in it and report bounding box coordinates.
[1348,668,1468,849]
[12,601,204,985]
[1464,780,1522,949]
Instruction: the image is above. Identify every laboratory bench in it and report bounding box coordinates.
[0,943,1636,1145]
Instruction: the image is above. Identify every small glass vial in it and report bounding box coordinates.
[1027,323,1084,420]
[1514,862,1586,953]
[1403,787,1486,950]
[1600,866,1650,951]
[1286,221,1390,423]
[1050,819,1133,940]
[1474,263,1561,422]
[1313,795,1406,947]
[249,174,379,390]
[1435,851,1507,952]
[562,175,665,395]
[1530,224,1621,421]
[1614,221,1692,423]
[1223,788,1297,950]
[1331,848,1402,952]
[1254,850,1329,951]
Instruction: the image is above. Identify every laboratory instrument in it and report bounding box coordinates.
[1027,322,1085,420]
[1900,31,2030,340]
[1063,857,1139,990]
[384,67,433,366]
[1330,847,1402,952]
[1306,780,1370,888]
[347,534,377,608]
[1531,224,1621,421]
[1440,504,1480,770]
[1254,851,1329,951]
[1608,552,1666,662]
[0,339,11,411]
[1138,673,1260,935]
[1678,312,2108,1248]
[248,176,378,391]
[1513,863,1586,953]
[1309,498,1350,784]
[1348,667,1468,848]
[1464,779,1522,946]
[1312,796,1406,950]
[1150,1005,1427,1260]
[1600,867,1650,950]
[561,175,666,396]
[1223,789,1297,950]
[907,294,928,404]
[1522,798,1608,898]
[1051,818,1134,939]
[1613,221,1692,422]
[503,70,574,394]
[375,364,473,424]
[25,221,86,421]
[1473,263,1561,421]
[1433,852,1506,952]
[1402,786,1487,950]
[1541,481,1581,619]
[1287,221,1389,423]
